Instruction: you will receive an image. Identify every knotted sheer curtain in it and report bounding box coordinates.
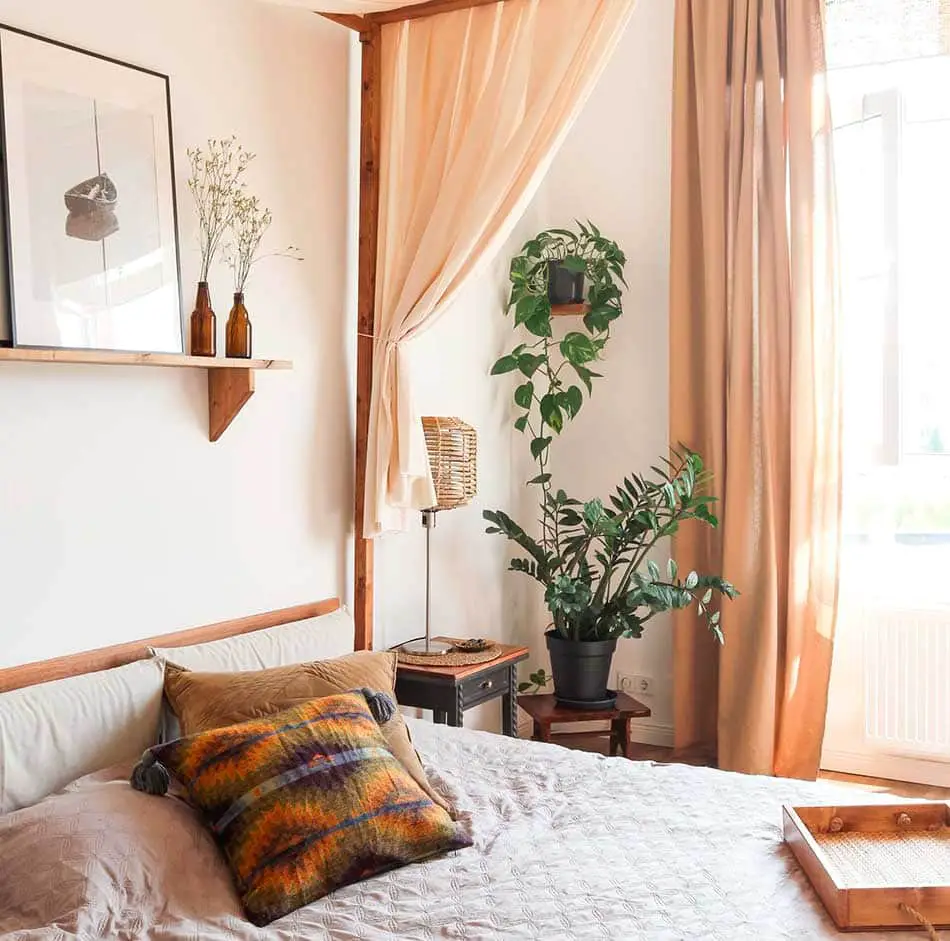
[669,0,842,779]
[364,0,636,535]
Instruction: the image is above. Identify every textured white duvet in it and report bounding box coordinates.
[2,719,925,940]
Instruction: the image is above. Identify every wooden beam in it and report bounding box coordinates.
[318,12,367,31]
[354,24,382,652]
[368,0,502,27]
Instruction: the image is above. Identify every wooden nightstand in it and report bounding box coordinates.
[395,639,529,736]
[518,691,651,758]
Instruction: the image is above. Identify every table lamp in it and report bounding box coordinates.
[400,416,477,657]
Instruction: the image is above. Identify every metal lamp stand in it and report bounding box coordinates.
[400,509,452,656]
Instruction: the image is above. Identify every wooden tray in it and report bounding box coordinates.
[784,802,950,932]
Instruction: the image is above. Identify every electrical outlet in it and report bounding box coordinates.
[617,672,653,696]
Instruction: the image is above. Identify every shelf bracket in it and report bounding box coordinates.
[208,367,255,442]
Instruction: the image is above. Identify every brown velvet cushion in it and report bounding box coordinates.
[161,651,448,811]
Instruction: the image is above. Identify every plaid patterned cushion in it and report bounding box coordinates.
[131,691,471,926]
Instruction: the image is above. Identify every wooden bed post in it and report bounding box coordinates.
[323,0,503,653]
[354,22,382,652]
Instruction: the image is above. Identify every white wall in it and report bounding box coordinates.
[376,0,677,740]
[0,0,350,666]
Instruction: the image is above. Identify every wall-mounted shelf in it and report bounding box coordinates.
[0,347,293,442]
[551,303,591,317]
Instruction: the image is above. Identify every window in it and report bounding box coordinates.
[830,55,950,603]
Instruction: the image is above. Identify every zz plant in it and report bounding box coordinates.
[485,223,737,675]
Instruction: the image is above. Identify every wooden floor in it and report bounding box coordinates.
[818,769,950,801]
[557,735,950,800]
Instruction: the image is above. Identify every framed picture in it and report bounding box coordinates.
[0,26,182,352]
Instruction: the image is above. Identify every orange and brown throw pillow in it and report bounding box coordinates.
[131,690,471,926]
[161,650,448,812]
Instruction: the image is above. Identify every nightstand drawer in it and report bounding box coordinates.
[460,664,510,709]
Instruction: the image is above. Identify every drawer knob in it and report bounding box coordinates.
[479,679,493,690]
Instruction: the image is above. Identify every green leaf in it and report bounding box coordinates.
[514,294,542,327]
[584,498,605,526]
[647,560,660,582]
[525,309,553,338]
[571,363,602,394]
[514,414,529,433]
[583,305,621,334]
[491,355,519,375]
[667,558,678,580]
[540,394,563,433]
[527,473,552,485]
[517,353,546,377]
[559,385,583,419]
[560,331,598,366]
[530,436,552,459]
[509,256,529,283]
[685,571,700,590]
[514,382,534,409]
[560,255,587,274]
[517,682,533,692]
[710,611,721,625]
[702,588,713,604]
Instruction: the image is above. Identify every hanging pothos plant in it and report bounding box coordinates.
[490,222,626,460]
[485,223,737,692]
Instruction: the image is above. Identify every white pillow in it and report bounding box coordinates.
[149,606,355,672]
[0,658,164,815]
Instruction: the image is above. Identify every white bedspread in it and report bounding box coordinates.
[2,720,925,940]
[279,719,918,940]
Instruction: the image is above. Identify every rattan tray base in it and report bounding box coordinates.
[397,642,502,668]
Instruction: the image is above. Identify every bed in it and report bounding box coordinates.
[0,601,926,940]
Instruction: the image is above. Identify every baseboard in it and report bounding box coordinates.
[821,748,950,788]
[628,720,674,748]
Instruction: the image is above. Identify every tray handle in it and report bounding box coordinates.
[899,902,940,940]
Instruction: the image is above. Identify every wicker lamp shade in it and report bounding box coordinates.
[421,416,477,510]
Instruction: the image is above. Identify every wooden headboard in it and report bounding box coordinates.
[0,598,344,694]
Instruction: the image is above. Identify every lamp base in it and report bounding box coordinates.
[400,638,453,656]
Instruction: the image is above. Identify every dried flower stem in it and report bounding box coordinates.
[187,137,253,281]
[225,191,302,293]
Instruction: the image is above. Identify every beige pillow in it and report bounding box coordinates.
[0,658,164,814]
[0,762,241,937]
[149,607,355,672]
[162,650,449,812]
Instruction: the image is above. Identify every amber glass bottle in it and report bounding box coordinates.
[225,292,252,359]
[190,282,216,357]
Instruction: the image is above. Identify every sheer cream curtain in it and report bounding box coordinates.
[669,0,842,779]
[364,0,636,535]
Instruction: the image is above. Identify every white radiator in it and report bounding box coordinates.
[863,606,950,759]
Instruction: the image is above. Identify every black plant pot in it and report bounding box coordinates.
[547,261,585,305]
[546,632,617,708]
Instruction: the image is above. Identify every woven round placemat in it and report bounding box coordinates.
[397,644,503,667]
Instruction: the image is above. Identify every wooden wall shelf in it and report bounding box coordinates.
[0,347,293,442]
[551,303,591,316]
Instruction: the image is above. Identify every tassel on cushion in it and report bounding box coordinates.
[359,688,396,725]
[130,750,171,795]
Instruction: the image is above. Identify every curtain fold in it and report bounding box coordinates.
[365,0,636,535]
[669,0,842,779]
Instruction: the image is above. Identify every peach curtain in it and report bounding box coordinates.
[669,0,841,779]
[364,0,636,534]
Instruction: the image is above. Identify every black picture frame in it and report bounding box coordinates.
[0,24,183,353]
